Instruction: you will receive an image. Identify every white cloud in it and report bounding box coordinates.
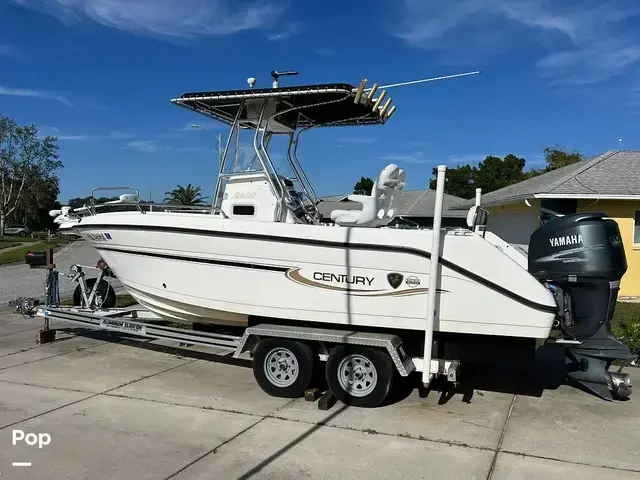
[379,152,427,164]
[175,146,208,152]
[12,0,283,39]
[447,154,489,164]
[0,85,72,106]
[629,86,640,108]
[267,23,301,41]
[41,127,135,141]
[107,131,135,139]
[315,48,333,57]
[180,122,220,132]
[393,0,640,85]
[126,140,160,152]
[56,134,88,141]
[338,137,376,145]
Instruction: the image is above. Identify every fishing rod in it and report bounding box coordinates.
[352,70,481,120]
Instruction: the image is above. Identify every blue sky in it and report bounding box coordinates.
[2,0,640,203]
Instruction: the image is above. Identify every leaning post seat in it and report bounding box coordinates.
[331,164,405,227]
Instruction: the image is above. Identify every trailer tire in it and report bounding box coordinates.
[253,338,315,398]
[73,278,116,309]
[326,345,394,408]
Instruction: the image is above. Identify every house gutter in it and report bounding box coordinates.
[534,194,640,200]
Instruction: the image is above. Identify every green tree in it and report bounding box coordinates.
[474,154,527,192]
[353,176,374,195]
[522,146,584,179]
[541,145,584,171]
[428,148,585,199]
[164,184,208,205]
[0,114,61,236]
[429,154,529,199]
[8,168,61,231]
[67,196,118,210]
[428,164,476,199]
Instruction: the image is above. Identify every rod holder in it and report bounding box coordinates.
[372,90,387,111]
[354,78,367,104]
[366,83,379,102]
[385,105,397,120]
[379,98,393,117]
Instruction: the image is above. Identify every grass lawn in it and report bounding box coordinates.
[115,294,138,308]
[0,240,18,251]
[0,239,68,265]
[0,235,36,243]
[60,293,138,308]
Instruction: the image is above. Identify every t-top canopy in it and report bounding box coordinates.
[170,80,396,130]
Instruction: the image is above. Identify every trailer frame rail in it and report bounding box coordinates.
[38,307,426,378]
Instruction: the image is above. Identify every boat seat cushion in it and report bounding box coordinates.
[331,163,405,227]
[330,209,361,225]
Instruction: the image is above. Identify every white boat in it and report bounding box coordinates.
[56,70,634,401]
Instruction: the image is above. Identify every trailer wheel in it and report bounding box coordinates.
[73,278,116,309]
[326,345,394,408]
[252,338,315,398]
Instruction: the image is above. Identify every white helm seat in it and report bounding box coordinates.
[331,164,405,227]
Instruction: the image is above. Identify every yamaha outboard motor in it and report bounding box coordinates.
[528,212,635,401]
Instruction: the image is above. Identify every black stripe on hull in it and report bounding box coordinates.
[74,223,558,314]
[95,246,289,273]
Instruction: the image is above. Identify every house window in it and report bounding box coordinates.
[232,204,255,216]
[634,210,640,245]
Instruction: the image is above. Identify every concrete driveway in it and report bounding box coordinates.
[0,312,638,480]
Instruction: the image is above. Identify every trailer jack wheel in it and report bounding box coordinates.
[326,345,394,408]
[252,338,315,398]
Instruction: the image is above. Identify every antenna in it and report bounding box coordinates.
[364,70,481,91]
[271,69,299,88]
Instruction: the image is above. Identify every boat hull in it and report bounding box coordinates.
[66,211,558,339]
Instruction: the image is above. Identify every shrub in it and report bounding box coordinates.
[612,302,640,357]
[613,321,640,356]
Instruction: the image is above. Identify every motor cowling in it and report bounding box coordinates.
[528,212,627,338]
[528,212,627,283]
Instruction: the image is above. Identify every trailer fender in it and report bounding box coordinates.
[233,323,415,377]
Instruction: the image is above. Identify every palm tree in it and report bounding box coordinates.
[163,184,209,205]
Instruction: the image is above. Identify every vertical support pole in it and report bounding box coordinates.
[39,251,57,344]
[474,188,482,234]
[423,165,446,386]
[217,132,223,174]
